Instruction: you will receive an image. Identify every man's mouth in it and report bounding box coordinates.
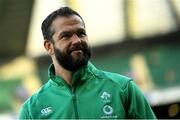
[73,49,82,51]
[68,44,87,54]
[70,47,84,53]
[71,49,83,54]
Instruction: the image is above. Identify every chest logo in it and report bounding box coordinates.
[100,91,111,103]
[101,105,118,119]
[101,91,111,100]
[41,107,52,116]
[103,105,113,115]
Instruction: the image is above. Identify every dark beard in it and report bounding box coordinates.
[54,43,91,72]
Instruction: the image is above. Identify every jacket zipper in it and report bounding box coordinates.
[72,87,79,119]
[61,78,79,119]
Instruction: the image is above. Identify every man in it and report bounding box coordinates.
[19,6,156,119]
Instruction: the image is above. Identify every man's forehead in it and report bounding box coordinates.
[51,15,85,33]
[53,15,84,27]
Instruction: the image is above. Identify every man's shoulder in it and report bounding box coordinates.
[22,81,52,108]
[96,69,132,89]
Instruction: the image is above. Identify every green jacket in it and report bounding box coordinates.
[19,62,156,119]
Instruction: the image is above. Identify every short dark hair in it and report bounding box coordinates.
[41,6,85,41]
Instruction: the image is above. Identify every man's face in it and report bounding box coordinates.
[50,15,91,71]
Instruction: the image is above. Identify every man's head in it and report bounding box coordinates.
[42,6,91,72]
[41,6,85,41]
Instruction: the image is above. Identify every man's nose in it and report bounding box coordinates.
[71,34,81,45]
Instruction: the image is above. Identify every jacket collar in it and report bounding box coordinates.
[48,62,98,86]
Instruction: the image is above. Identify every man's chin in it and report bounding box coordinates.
[66,59,88,72]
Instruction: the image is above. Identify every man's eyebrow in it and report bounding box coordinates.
[57,31,71,38]
[76,28,86,32]
[61,31,71,35]
[58,27,86,37]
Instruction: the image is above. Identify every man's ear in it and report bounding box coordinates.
[44,40,54,55]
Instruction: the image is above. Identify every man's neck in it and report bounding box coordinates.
[54,63,73,86]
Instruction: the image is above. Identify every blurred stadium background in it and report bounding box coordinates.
[0,0,180,119]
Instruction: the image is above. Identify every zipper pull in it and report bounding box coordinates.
[72,87,76,101]
[72,93,76,101]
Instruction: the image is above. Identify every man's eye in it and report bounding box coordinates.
[77,31,86,37]
[62,33,70,39]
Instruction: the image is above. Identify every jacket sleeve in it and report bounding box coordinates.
[125,80,156,119]
[19,104,30,119]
